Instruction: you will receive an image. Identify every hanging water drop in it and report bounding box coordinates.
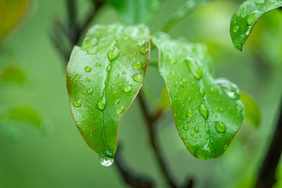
[99,155,114,167]
[132,73,144,83]
[215,121,226,133]
[215,79,240,99]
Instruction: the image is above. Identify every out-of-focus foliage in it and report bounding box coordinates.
[0,0,30,42]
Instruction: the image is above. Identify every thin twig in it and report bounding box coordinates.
[255,102,282,188]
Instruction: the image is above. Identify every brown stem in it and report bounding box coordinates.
[255,102,282,188]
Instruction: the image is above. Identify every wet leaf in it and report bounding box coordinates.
[153,33,244,159]
[67,24,150,163]
[163,0,215,32]
[240,92,261,128]
[107,0,163,25]
[230,0,282,51]
[0,0,30,42]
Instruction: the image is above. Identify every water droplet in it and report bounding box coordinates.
[113,91,117,95]
[96,63,101,67]
[254,0,264,4]
[133,61,142,70]
[85,66,92,72]
[186,59,203,80]
[170,72,176,77]
[184,124,189,130]
[87,48,97,55]
[216,79,240,99]
[122,71,127,74]
[199,103,209,120]
[116,106,125,114]
[247,10,261,25]
[194,125,199,132]
[183,135,187,140]
[97,96,106,111]
[236,104,243,112]
[73,100,82,107]
[223,144,228,150]
[107,46,120,61]
[210,87,215,93]
[186,110,193,118]
[75,74,81,79]
[82,37,98,49]
[115,99,120,104]
[132,73,144,83]
[233,26,239,33]
[241,13,246,18]
[86,78,90,82]
[99,155,114,167]
[215,121,226,133]
[140,47,149,55]
[87,88,93,94]
[124,86,132,93]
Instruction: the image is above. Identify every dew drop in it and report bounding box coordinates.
[236,104,243,112]
[115,99,120,104]
[233,26,239,33]
[73,100,82,107]
[186,59,203,80]
[86,78,90,82]
[133,61,142,70]
[124,86,132,93]
[97,96,106,111]
[170,72,176,77]
[85,66,92,72]
[215,121,226,133]
[122,71,127,74]
[107,46,120,61]
[82,37,98,49]
[183,135,187,140]
[184,124,189,130]
[132,73,144,83]
[140,47,149,55]
[75,74,81,79]
[247,10,261,25]
[116,106,125,114]
[99,155,114,167]
[215,79,240,99]
[87,48,97,55]
[186,110,193,118]
[96,63,101,67]
[199,103,209,120]
[87,88,93,94]
[194,125,199,132]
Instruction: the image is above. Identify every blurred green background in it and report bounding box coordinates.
[0,0,281,187]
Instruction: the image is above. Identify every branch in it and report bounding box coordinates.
[255,102,282,188]
[115,144,155,188]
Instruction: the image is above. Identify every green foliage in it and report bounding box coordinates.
[240,93,261,128]
[67,24,150,164]
[230,0,282,51]
[152,33,244,159]
[0,65,26,85]
[107,0,163,24]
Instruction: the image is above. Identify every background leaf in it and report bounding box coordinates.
[240,92,261,128]
[153,33,244,159]
[107,0,163,25]
[67,24,150,164]
[230,0,282,51]
[0,0,30,42]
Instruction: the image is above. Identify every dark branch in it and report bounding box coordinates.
[115,145,155,188]
[255,102,282,188]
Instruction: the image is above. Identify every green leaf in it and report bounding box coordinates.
[67,24,150,164]
[162,0,215,32]
[0,65,26,85]
[240,92,261,128]
[153,33,244,159]
[0,0,30,42]
[230,0,282,51]
[9,106,41,128]
[107,0,163,25]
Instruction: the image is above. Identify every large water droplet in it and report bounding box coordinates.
[194,125,199,132]
[99,155,114,167]
[140,47,149,55]
[215,121,226,133]
[73,100,82,107]
[97,96,106,111]
[199,103,209,120]
[133,61,142,70]
[107,46,120,61]
[132,73,144,83]
[186,110,193,118]
[75,74,81,79]
[216,79,240,99]
[85,66,92,72]
[124,86,132,93]
[247,10,261,25]
[116,106,125,114]
[185,59,203,80]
